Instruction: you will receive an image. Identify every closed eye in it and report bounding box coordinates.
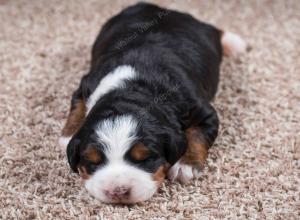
[129,142,151,161]
[83,144,103,165]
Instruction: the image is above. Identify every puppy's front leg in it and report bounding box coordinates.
[59,89,86,147]
[168,101,219,183]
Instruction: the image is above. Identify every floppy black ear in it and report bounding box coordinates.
[66,138,81,173]
[138,116,188,166]
[164,130,187,165]
[184,100,219,148]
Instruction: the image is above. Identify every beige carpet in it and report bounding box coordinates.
[1,0,299,219]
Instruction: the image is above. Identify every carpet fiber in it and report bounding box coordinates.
[1,0,299,219]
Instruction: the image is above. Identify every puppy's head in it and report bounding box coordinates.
[67,115,186,204]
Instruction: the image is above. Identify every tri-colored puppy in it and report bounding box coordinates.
[60,2,246,204]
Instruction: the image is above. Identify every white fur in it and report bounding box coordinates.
[96,115,138,160]
[59,65,136,148]
[221,32,247,57]
[86,65,136,115]
[85,161,157,203]
[85,115,158,203]
[167,160,202,184]
[58,136,71,148]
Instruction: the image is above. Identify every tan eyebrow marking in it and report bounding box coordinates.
[84,145,102,164]
[130,142,150,161]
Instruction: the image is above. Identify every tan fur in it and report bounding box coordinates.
[152,164,169,185]
[181,127,208,167]
[84,145,101,164]
[130,143,150,161]
[78,166,90,180]
[61,99,86,137]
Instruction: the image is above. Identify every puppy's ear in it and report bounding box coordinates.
[163,129,187,165]
[183,100,219,147]
[66,138,81,173]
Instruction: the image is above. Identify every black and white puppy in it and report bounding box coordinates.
[60,2,246,204]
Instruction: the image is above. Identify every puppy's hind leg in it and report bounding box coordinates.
[168,101,219,183]
[221,31,247,57]
[167,127,209,183]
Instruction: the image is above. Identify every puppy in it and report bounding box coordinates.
[60,2,246,204]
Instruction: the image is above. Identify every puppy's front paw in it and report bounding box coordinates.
[58,136,71,148]
[167,160,202,184]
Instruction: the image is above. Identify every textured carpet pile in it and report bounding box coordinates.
[0,0,299,219]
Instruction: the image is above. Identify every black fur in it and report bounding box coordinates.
[67,2,221,174]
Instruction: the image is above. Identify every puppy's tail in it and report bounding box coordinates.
[221,31,247,57]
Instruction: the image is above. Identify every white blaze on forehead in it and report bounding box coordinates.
[86,65,136,115]
[95,115,138,160]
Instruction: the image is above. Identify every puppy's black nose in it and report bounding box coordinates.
[104,186,131,200]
